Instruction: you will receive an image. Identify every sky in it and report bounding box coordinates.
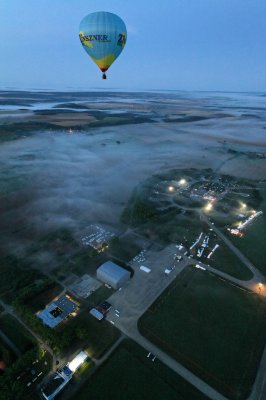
[0,0,266,92]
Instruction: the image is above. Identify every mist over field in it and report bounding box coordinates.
[0,91,266,262]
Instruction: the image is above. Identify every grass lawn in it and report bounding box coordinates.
[86,285,115,309]
[64,311,120,359]
[0,315,35,354]
[82,317,120,359]
[74,358,94,378]
[137,209,206,246]
[139,266,266,400]
[75,339,209,400]
[228,185,266,276]
[204,238,253,280]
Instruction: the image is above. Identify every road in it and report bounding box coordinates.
[0,322,22,357]
[0,299,56,369]
[199,211,266,295]
[104,240,266,400]
[104,244,229,400]
[104,250,230,400]
[0,213,264,400]
[106,244,188,332]
[248,343,266,400]
[124,324,228,400]
[61,335,125,400]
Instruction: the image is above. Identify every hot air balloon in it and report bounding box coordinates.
[79,11,127,79]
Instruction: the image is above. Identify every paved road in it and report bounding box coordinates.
[0,299,56,369]
[199,212,266,281]
[125,324,228,400]
[248,343,266,400]
[104,245,229,400]
[104,242,266,400]
[189,258,264,296]
[0,213,264,400]
[104,252,229,400]
[62,335,125,400]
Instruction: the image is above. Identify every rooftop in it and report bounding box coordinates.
[97,261,130,280]
[38,295,78,328]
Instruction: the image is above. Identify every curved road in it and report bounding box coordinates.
[199,211,266,294]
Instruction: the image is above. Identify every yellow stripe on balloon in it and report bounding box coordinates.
[90,53,116,71]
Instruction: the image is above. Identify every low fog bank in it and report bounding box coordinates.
[0,91,265,267]
[0,126,208,233]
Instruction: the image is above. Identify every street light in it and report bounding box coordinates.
[205,202,213,212]
[168,185,175,192]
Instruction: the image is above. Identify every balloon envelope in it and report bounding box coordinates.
[79,11,127,76]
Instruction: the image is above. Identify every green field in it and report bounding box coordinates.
[134,208,207,246]
[86,285,115,309]
[228,185,266,276]
[77,313,120,359]
[76,339,209,400]
[204,237,253,280]
[139,267,266,400]
[74,358,94,378]
[0,315,35,354]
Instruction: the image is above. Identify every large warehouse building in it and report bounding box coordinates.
[96,261,130,289]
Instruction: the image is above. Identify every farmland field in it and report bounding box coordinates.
[76,339,209,400]
[139,266,266,400]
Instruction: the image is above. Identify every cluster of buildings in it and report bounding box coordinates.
[190,180,227,202]
[36,259,132,399]
[90,300,112,321]
[37,261,130,329]
[41,352,88,400]
[228,210,263,237]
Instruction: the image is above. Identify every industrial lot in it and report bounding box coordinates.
[0,169,265,400]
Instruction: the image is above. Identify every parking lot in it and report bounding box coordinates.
[80,224,115,251]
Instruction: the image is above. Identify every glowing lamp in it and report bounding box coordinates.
[68,351,87,372]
